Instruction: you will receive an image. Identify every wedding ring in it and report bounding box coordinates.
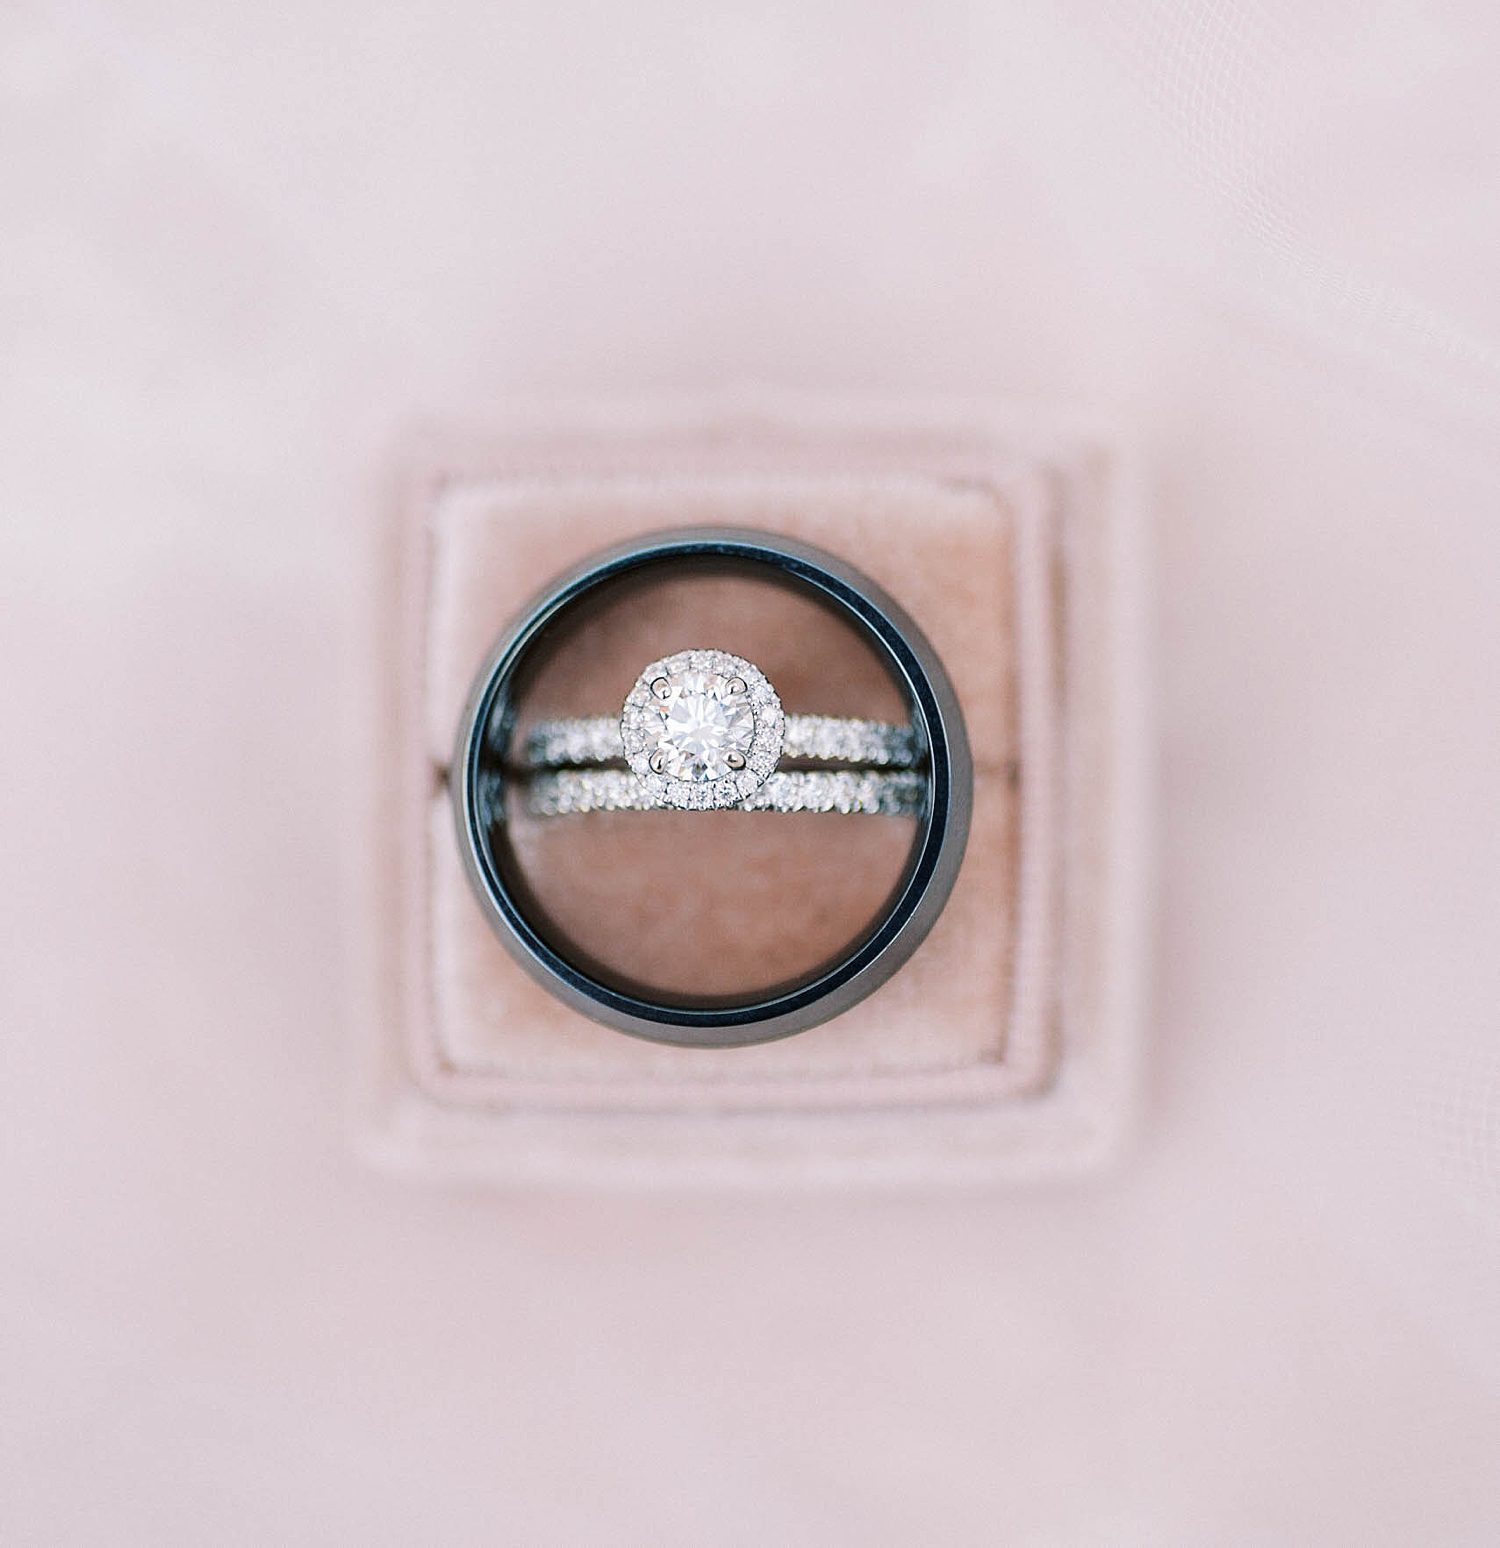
[527,767,926,816]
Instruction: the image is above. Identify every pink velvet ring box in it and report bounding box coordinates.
[349,400,1148,1187]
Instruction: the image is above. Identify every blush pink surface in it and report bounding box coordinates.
[5,3,1500,1545]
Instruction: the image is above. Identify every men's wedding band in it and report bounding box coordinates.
[451,527,972,1045]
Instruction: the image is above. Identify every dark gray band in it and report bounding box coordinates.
[451,526,973,1048]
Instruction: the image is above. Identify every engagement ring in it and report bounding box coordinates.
[519,648,924,816]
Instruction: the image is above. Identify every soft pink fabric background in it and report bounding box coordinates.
[4,3,1500,1544]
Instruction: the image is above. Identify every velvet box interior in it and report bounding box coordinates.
[351,403,1146,1186]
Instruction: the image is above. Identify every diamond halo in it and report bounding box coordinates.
[621,648,785,811]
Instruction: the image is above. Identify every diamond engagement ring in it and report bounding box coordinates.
[518,648,926,816]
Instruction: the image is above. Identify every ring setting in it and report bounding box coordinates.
[622,649,784,810]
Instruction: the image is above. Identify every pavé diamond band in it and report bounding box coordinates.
[518,647,925,816]
[527,767,926,817]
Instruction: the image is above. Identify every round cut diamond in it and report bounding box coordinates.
[647,669,755,781]
[622,648,784,811]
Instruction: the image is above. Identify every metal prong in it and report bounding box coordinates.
[648,750,667,774]
[651,677,671,699]
[726,677,748,695]
[726,752,746,771]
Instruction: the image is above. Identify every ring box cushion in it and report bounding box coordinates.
[351,403,1145,1185]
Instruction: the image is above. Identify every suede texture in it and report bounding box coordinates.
[356,406,1140,1174]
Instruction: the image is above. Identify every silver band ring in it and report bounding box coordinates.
[526,767,926,817]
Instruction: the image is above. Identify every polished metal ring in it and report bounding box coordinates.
[452,527,972,1048]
